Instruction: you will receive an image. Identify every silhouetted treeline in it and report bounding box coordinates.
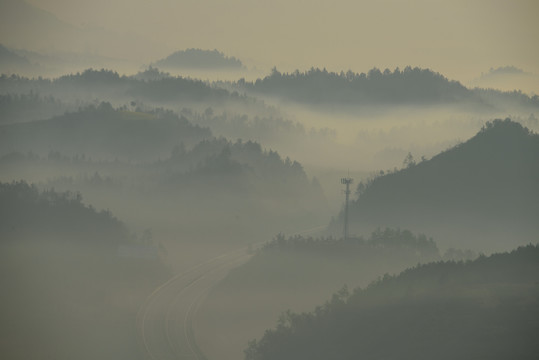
[154,48,244,70]
[0,180,170,360]
[245,244,539,360]
[181,106,335,147]
[473,87,539,110]
[131,66,171,82]
[243,67,479,106]
[0,180,128,247]
[162,138,308,183]
[0,44,33,73]
[261,228,439,260]
[0,131,329,242]
[240,67,539,111]
[333,119,539,252]
[0,91,73,123]
[199,229,468,359]
[0,102,211,161]
[0,68,245,106]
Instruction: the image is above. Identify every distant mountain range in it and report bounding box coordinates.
[333,119,539,252]
[154,49,245,70]
[0,44,34,74]
[0,44,30,66]
[240,67,539,112]
[245,243,539,360]
[0,0,162,63]
[0,103,211,161]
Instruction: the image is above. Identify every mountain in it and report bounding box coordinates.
[470,66,539,95]
[197,229,454,360]
[0,102,211,161]
[334,118,539,252]
[0,0,164,63]
[154,48,244,70]
[0,44,37,75]
[0,181,169,360]
[0,0,81,52]
[245,244,539,360]
[0,69,242,106]
[241,67,539,112]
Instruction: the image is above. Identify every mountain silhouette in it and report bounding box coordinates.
[334,119,539,252]
[154,48,244,70]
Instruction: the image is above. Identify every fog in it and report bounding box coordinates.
[2,1,539,360]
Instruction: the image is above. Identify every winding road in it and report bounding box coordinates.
[136,246,253,360]
[137,226,326,360]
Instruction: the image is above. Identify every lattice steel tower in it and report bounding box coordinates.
[341,177,353,240]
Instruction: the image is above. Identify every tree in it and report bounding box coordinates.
[403,152,416,168]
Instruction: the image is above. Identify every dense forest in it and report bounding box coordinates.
[0,69,243,107]
[2,1,538,358]
[240,67,539,112]
[331,119,539,252]
[0,181,169,360]
[0,180,128,246]
[0,102,211,161]
[0,115,329,245]
[154,48,245,70]
[197,229,477,360]
[244,244,539,360]
[1,44,537,360]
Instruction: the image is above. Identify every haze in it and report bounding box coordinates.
[1,1,538,360]
[1,0,537,83]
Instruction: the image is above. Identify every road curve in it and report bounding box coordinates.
[136,247,253,360]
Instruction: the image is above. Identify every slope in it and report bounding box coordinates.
[242,67,539,112]
[335,118,539,252]
[246,244,539,360]
[0,181,169,360]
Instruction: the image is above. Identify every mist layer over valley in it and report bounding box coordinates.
[1,1,539,358]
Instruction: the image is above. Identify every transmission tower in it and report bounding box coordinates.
[341,177,353,240]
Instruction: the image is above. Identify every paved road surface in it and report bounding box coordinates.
[137,226,325,360]
[137,247,253,360]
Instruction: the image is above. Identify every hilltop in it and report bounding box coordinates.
[154,49,244,70]
[0,181,169,360]
[334,119,539,252]
[0,102,211,161]
[240,67,539,112]
[245,243,539,360]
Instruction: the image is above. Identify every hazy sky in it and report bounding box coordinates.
[6,0,539,81]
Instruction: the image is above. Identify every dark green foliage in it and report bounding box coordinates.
[0,44,31,65]
[0,180,169,360]
[0,91,72,123]
[339,119,539,251]
[242,67,539,111]
[261,228,439,260]
[244,67,480,107]
[154,48,244,69]
[0,180,128,247]
[158,137,316,200]
[0,68,238,106]
[130,66,171,82]
[234,229,442,292]
[128,75,230,102]
[0,103,211,161]
[246,244,539,360]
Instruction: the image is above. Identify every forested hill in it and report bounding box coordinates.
[0,180,169,359]
[154,48,244,70]
[338,118,539,252]
[0,103,211,161]
[241,67,539,111]
[0,180,129,247]
[0,44,31,68]
[245,244,539,360]
[0,69,236,104]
